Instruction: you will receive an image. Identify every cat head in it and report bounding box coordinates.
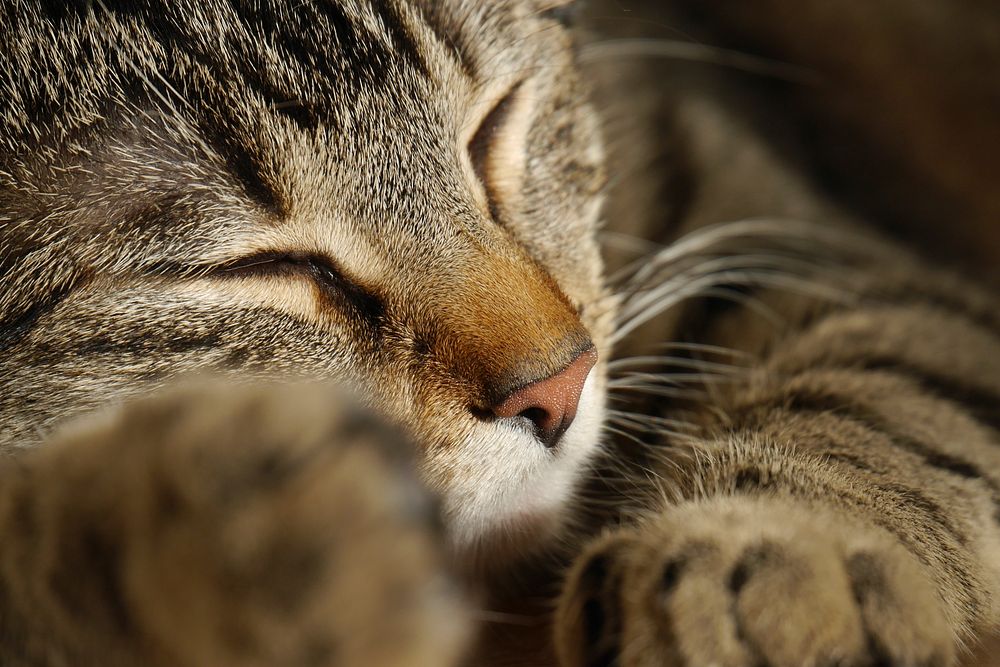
[0,0,612,563]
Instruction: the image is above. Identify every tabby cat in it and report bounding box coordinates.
[1,1,999,666]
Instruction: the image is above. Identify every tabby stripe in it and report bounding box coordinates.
[716,443,978,610]
[0,276,85,354]
[371,0,430,78]
[72,332,222,358]
[196,120,289,218]
[767,299,1000,436]
[824,452,884,476]
[872,480,968,547]
[859,358,1000,437]
[226,52,319,133]
[408,3,476,78]
[873,282,1000,340]
[772,387,1000,490]
[741,387,1000,535]
[316,2,364,59]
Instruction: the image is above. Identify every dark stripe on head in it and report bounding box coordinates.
[223,143,288,219]
[38,0,93,22]
[409,3,476,78]
[197,121,290,219]
[372,0,430,78]
[0,274,88,355]
[72,332,222,358]
[316,2,363,56]
[271,99,320,133]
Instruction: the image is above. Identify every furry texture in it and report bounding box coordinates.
[0,0,613,559]
[1,1,1000,666]
[552,2,1000,665]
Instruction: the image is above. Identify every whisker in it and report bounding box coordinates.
[608,385,711,400]
[609,370,736,386]
[579,38,820,84]
[602,424,650,449]
[608,356,747,373]
[619,252,842,313]
[647,341,754,358]
[612,269,853,344]
[608,218,881,291]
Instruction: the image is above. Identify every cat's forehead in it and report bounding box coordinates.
[2,0,553,186]
[3,0,546,129]
[1,0,569,267]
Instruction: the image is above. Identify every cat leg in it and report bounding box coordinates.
[557,491,960,667]
[0,381,469,667]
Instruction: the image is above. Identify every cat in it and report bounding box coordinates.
[1,1,998,666]
[1,1,609,663]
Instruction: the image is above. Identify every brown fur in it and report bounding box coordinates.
[551,2,1000,666]
[2,0,1000,666]
[0,381,467,666]
[0,0,614,561]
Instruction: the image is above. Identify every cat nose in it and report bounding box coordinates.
[492,346,598,449]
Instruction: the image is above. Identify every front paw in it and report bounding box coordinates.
[13,380,469,667]
[556,496,954,667]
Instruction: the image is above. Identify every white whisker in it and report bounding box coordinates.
[613,269,852,344]
[608,355,746,373]
[579,38,819,84]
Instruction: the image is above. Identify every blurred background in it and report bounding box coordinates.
[580,0,1000,281]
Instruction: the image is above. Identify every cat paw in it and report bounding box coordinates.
[14,380,469,667]
[555,496,955,667]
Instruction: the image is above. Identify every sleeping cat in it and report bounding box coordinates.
[1,1,999,666]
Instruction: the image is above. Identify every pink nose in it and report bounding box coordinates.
[493,346,598,449]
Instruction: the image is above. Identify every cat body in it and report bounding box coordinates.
[1,1,999,666]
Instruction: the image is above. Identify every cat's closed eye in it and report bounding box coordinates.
[468,81,524,220]
[466,80,532,223]
[212,251,384,324]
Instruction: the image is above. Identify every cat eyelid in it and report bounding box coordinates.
[205,251,385,325]
[463,77,534,222]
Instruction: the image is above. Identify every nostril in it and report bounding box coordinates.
[507,399,567,450]
[516,406,565,449]
[519,406,553,431]
[492,346,598,449]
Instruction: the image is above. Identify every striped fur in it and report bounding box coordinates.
[1,0,1000,666]
[557,239,1000,665]
[0,0,613,555]
[554,2,1000,666]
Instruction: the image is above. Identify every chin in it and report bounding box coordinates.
[441,374,606,575]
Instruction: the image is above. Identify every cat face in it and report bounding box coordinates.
[0,0,612,561]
